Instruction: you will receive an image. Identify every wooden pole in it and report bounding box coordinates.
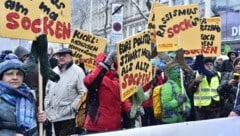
[38,59,43,136]
[38,15,44,136]
[178,36,186,110]
[180,68,186,110]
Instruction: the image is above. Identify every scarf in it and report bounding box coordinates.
[0,81,36,131]
[195,55,216,78]
[58,61,73,72]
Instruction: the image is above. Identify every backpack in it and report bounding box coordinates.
[75,67,108,128]
[152,80,180,120]
[75,92,88,128]
[152,85,162,119]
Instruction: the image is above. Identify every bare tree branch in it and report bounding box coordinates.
[79,8,87,29]
[71,0,89,29]
[103,0,109,38]
[131,0,148,21]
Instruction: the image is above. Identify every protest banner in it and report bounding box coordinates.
[69,29,107,70]
[154,4,201,51]
[184,17,221,57]
[147,2,165,43]
[0,0,71,44]
[116,30,152,101]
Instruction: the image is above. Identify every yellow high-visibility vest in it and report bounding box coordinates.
[194,72,220,107]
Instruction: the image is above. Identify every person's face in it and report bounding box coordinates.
[56,53,72,65]
[234,61,240,73]
[152,65,161,75]
[230,53,237,60]
[20,54,29,62]
[204,62,214,71]
[217,58,223,65]
[2,69,24,88]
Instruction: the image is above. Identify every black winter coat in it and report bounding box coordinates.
[217,72,238,117]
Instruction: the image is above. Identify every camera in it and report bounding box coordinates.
[233,73,240,80]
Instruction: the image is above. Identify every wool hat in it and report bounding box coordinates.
[55,48,72,56]
[3,53,18,61]
[0,50,13,61]
[151,58,158,66]
[216,55,228,61]
[233,57,240,68]
[227,50,238,58]
[0,57,24,79]
[14,46,29,60]
[204,57,214,64]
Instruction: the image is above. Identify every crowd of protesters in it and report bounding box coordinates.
[0,37,240,136]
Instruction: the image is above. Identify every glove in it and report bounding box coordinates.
[177,94,187,105]
[130,85,148,119]
[99,51,117,70]
[195,75,203,83]
[104,51,117,67]
[181,107,191,118]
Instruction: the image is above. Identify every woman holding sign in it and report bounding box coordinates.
[0,55,47,136]
[82,51,132,134]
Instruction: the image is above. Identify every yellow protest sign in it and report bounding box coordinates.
[69,29,107,70]
[184,17,221,57]
[117,30,152,102]
[154,4,201,51]
[147,2,165,43]
[0,0,71,44]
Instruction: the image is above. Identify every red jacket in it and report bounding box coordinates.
[141,69,167,107]
[83,65,132,131]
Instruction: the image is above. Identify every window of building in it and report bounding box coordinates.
[131,27,136,35]
[173,0,183,5]
[123,4,127,17]
[138,25,142,32]
[136,0,140,5]
[128,1,132,17]
[211,0,240,46]
[190,0,202,4]
[162,1,169,6]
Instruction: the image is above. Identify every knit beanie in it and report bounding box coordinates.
[204,57,214,64]
[233,57,240,68]
[14,46,29,60]
[3,53,18,61]
[151,58,165,70]
[0,56,25,79]
[227,50,238,58]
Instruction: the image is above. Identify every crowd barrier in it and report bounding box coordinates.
[81,117,240,136]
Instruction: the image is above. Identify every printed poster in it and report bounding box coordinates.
[0,0,71,43]
[154,4,201,51]
[184,17,221,57]
[69,29,107,70]
[116,30,152,101]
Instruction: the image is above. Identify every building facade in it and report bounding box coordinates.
[84,0,240,53]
